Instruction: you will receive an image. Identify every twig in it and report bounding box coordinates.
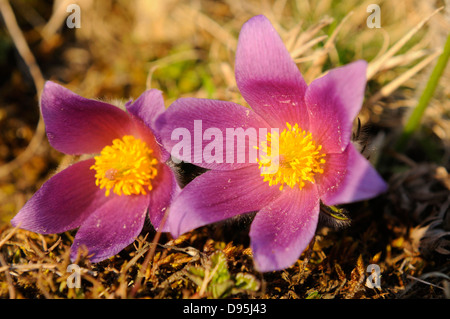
[0,223,21,249]
[128,209,171,298]
[299,236,315,273]
[406,274,446,291]
[41,0,77,42]
[47,237,62,252]
[115,242,152,298]
[0,253,16,299]
[0,0,44,91]
[8,263,58,271]
[0,0,46,179]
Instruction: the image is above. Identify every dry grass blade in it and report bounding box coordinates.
[367,49,442,105]
[304,11,353,81]
[177,4,237,50]
[291,35,328,61]
[379,49,430,71]
[366,7,444,79]
[289,16,333,55]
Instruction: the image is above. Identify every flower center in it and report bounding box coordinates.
[256,123,326,191]
[90,135,158,197]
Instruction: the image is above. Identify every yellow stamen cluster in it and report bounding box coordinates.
[90,135,158,196]
[256,123,326,191]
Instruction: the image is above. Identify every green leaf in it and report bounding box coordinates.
[234,272,260,291]
[396,33,450,151]
[210,279,235,299]
[184,251,261,298]
[306,291,322,299]
[210,251,231,284]
[185,266,205,287]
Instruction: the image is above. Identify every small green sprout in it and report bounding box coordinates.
[186,251,260,298]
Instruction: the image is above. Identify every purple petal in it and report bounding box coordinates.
[321,143,388,205]
[249,185,320,272]
[167,165,282,238]
[148,163,180,232]
[156,98,270,170]
[305,60,368,153]
[126,89,165,131]
[235,15,308,128]
[126,89,171,161]
[70,194,149,262]
[11,159,108,234]
[316,148,349,197]
[41,81,134,155]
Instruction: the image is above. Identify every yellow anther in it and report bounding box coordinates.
[90,135,158,196]
[256,123,326,190]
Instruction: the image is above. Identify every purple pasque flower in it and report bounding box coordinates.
[156,15,388,272]
[11,81,179,262]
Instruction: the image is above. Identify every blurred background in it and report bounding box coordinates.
[0,0,449,299]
